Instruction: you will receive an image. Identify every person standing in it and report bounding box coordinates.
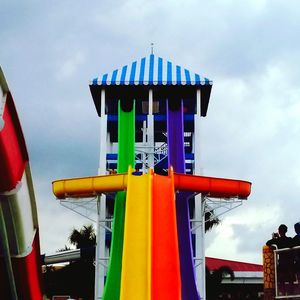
[292,222,300,246]
[266,224,294,296]
[292,222,300,294]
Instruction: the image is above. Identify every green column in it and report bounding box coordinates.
[102,100,135,300]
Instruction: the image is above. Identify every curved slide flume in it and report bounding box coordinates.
[102,100,135,300]
[52,172,251,201]
[0,67,42,299]
[167,99,200,300]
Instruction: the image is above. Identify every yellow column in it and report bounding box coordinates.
[263,245,275,300]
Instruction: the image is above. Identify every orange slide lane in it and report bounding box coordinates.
[152,171,181,300]
[174,173,251,199]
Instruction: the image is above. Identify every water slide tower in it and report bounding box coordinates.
[90,53,212,299]
[55,53,250,300]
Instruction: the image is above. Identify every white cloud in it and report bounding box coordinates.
[206,204,281,263]
[56,51,86,81]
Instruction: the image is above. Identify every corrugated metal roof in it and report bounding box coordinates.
[206,257,263,272]
[91,54,212,86]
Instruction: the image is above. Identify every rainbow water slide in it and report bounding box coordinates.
[120,169,182,300]
[53,168,184,300]
[167,99,199,300]
[52,94,251,299]
[53,170,251,299]
[102,100,135,300]
[0,67,42,299]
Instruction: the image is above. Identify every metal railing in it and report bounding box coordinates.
[273,245,300,299]
[135,142,168,170]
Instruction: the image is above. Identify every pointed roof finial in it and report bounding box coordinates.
[151,43,154,55]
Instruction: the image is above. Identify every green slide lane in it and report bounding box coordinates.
[102,100,135,300]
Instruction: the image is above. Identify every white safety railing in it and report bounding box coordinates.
[273,245,300,299]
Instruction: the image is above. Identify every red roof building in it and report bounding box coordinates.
[206,257,263,284]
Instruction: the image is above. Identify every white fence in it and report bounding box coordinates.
[273,245,300,299]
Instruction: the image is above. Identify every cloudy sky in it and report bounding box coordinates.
[1,0,300,265]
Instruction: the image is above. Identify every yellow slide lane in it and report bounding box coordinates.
[120,171,152,300]
[52,173,128,199]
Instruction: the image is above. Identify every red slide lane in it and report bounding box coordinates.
[0,92,28,192]
[0,231,42,299]
[152,172,181,300]
[174,173,251,199]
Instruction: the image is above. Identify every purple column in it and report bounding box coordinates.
[167,99,200,300]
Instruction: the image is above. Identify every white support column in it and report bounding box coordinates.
[147,89,154,168]
[194,88,206,300]
[0,85,6,129]
[95,89,107,300]
[0,204,18,300]
[142,120,147,173]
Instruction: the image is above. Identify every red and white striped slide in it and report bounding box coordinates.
[0,67,42,299]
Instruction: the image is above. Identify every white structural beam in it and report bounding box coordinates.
[95,89,107,300]
[142,121,147,173]
[0,205,18,300]
[194,88,206,300]
[147,89,154,168]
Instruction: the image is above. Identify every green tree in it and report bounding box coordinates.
[204,207,221,233]
[69,224,96,249]
[206,266,235,300]
[44,224,96,299]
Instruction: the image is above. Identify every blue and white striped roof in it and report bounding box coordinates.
[91,54,212,86]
